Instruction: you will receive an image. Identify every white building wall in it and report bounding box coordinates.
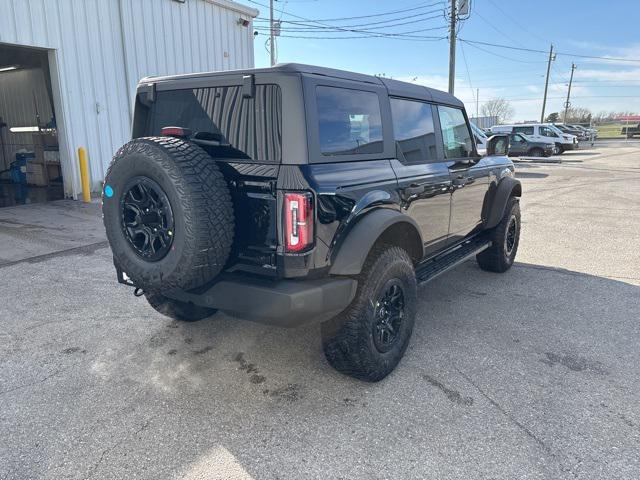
[0,0,257,198]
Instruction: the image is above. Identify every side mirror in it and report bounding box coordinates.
[486,134,510,156]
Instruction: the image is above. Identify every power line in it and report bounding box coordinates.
[472,9,528,49]
[249,0,444,24]
[250,0,448,41]
[260,31,448,41]
[459,42,475,99]
[254,8,444,29]
[459,38,640,63]
[254,24,449,35]
[253,12,446,33]
[459,95,640,103]
[311,0,445,22]
[485,0,548,45]
[459,38,547,64]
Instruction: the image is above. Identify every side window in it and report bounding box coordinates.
[316,86,383,155]
[539,126,558,137]
[513,126,534,135]
[437,105,474,159]
[390,98,437,163]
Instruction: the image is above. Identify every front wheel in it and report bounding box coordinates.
[321,246,417,382]
[528,147,544,157]
[477,197,521,273]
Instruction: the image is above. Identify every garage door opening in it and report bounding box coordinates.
[0,44,63,208]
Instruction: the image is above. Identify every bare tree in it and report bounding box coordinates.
[481,98,514,124]
[563,106,592,123]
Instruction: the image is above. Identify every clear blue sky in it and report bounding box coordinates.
[247,0,640,121]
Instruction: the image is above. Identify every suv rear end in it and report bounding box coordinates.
[133,68,306,279]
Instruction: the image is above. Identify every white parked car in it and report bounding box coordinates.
[491,123,577,154]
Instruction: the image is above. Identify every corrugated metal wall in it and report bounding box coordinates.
[0,0,256,198]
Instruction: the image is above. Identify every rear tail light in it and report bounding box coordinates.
[284,192,313,253]
[161,126,192,138]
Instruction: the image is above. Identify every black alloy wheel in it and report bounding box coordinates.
[504,214,518,257]
[372,280,405,353]
[121,176,174,261]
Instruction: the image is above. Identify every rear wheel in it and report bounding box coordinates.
[477,197,521,273]
[321,246,417,382]
[145,291,217,322]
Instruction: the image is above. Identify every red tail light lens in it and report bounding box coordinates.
[284,192,313,253]
[160,126,192,138]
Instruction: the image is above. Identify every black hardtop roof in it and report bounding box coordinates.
[142,63,463,108]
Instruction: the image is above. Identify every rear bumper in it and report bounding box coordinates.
[166,275,357,327]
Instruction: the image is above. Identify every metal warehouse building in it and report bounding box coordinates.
[0,0,257,205]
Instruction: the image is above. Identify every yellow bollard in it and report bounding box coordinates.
[78,147,91,203]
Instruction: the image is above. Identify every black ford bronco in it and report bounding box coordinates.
[102,64,520,381]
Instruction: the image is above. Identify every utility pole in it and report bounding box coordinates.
[540,44,554,123]
[476,88,479,119]
[448,0,456,94]
[563,63,577,123]
[269,0,276,67]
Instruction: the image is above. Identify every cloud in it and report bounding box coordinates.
[563,43,640,67]
[574,68,640,83]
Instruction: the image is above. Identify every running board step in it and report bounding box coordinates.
[415,239,491,284]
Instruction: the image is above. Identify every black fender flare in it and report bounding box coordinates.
[484,176,522,229]
[329,209,424,276]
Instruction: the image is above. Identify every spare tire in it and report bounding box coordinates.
[102,136,234,292]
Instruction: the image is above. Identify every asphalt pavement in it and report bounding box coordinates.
[1,144,639,479]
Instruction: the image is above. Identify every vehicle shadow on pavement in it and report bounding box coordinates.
[119,259,639,479]
[127,258,640,397]
[3,252,640,479]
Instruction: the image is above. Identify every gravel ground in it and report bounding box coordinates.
[1,144,639,480]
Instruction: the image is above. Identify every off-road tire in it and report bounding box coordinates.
[103,137,233,292]
[321,246,417,382]
[477,197,520,273]
[145,291,217,322]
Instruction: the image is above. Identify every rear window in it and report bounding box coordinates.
[315,86,383,155]
[146,84,282,163]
